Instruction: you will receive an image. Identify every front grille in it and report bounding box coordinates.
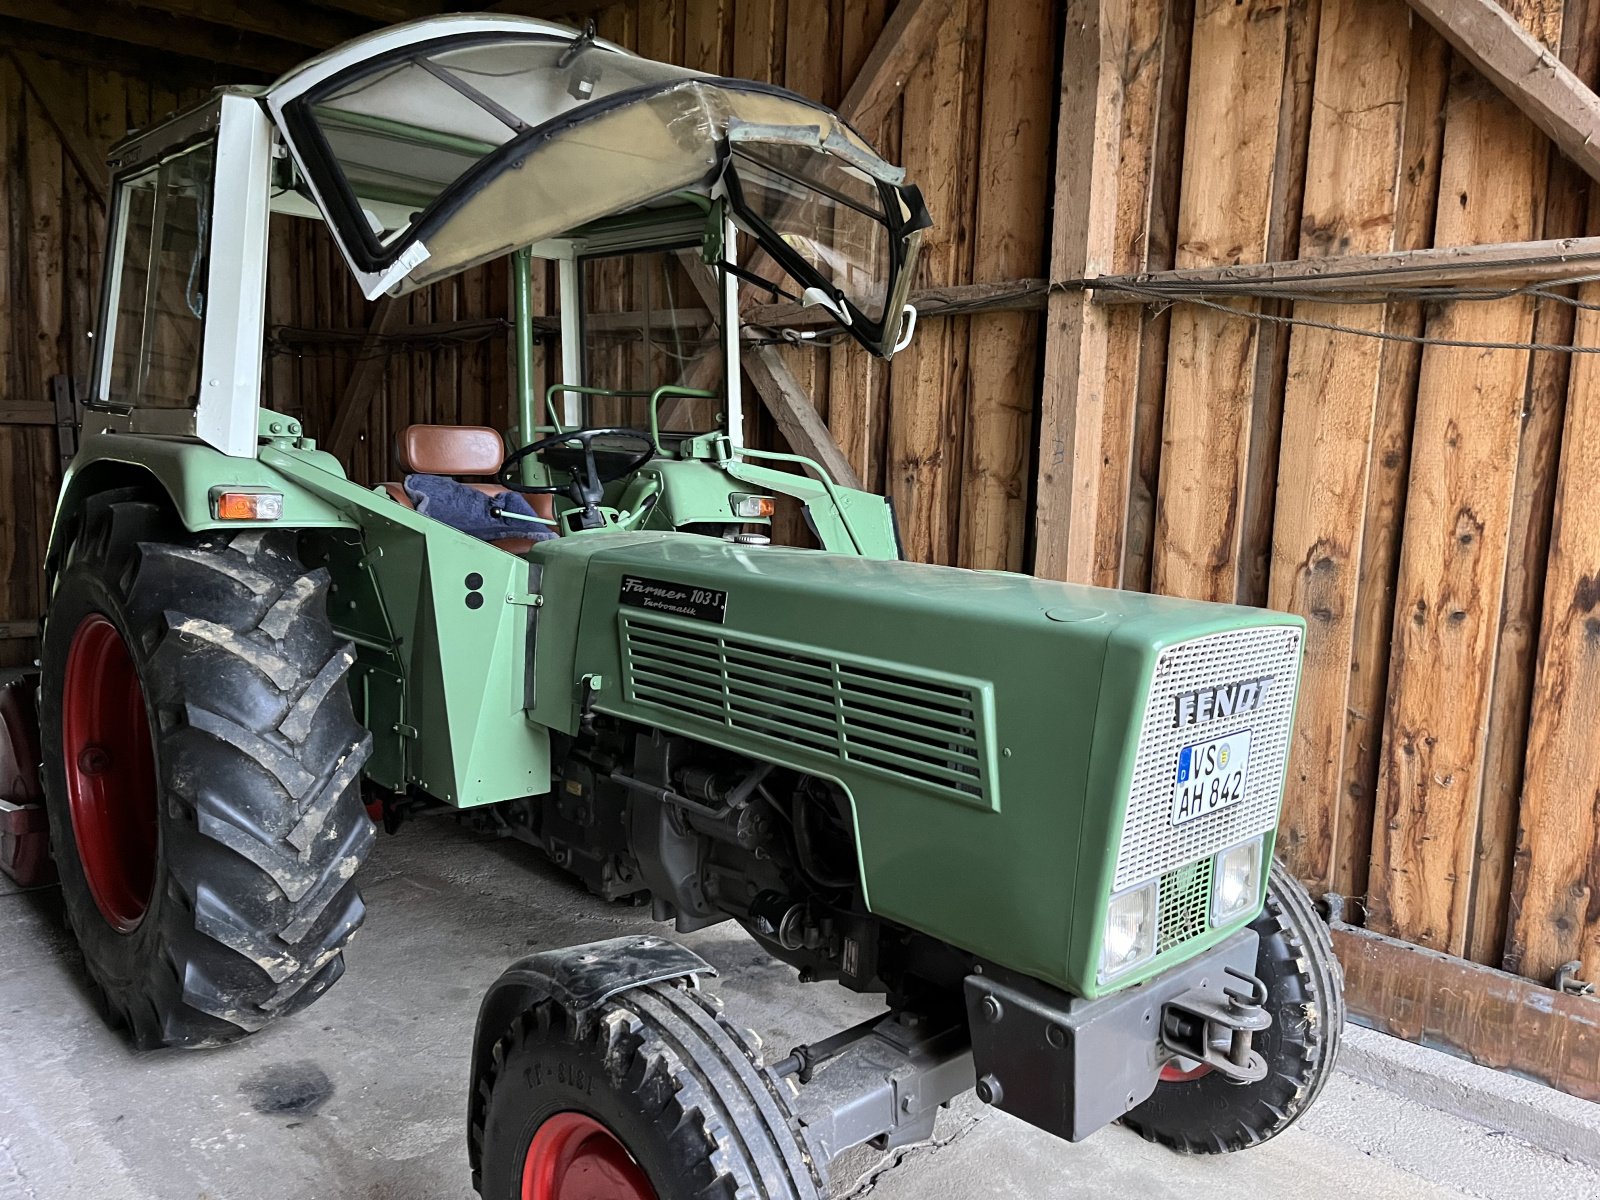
[1158,858,1213,953]
[619,613,995,808]
[1114,625,1302,891]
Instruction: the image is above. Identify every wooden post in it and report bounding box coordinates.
[1032,0,1135,584]
[1266,0,1412,891]
[1471,1,1600,967]
[327,296,406,463]
[883,0,981,564]
[1367,0,1562,957]
[956,0,1055,573]
[1149,0,1291,603]
[1504,211,1600,987]
[1333,23,1451,905]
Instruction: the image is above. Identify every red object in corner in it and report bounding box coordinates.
[0,672,55,889]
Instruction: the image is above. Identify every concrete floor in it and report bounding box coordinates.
[4,819,1597,1200]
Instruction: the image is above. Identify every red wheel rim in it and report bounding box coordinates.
[62,614,160,932]
[521,1112,656,1200]
[1159,1061,1214,1083]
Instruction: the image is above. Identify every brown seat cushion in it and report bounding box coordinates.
[396,425,506,476]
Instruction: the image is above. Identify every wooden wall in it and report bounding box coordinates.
[1038,0,1600,994]
[2,0,1599,999]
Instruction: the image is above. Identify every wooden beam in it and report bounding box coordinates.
[1333,921,1600,1102]
[678,255,862,487]
[837,0,960,134]
[1031,0,1139,584]
[1333,23,1451,905]
[1148,0,1291,603]
[747,280,1047,331]
[491,0,618,22]
[956,0,1057,573]
[328,297,406,461]
[0,1,304,77]
[146,0,369,51]
[1366,0,1562,958]
[1091,234,1600,299]
[301,0,437,23]
[8,52,107,207]
[1471,4,1600,967]
[1503,242,1600,987]
[0,19,235,89]
[1404,0,1600,186]
[1266,0,1412,893]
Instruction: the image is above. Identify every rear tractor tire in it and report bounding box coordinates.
[473,981,823,1200]
[40,494,375,1048]
[1121,860,1345,1153]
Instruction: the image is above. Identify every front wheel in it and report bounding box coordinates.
[473,982,822,1200]
[1121,860,1345,1153]
[40,495,375,1048]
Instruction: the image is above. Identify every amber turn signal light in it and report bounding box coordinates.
[210,489,284,520]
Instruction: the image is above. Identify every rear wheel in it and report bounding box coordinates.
[40,493,375,1048]
[1122,860,1345,1153]
[473,982,822,1200]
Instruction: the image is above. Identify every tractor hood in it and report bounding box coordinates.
[264,15,929,357]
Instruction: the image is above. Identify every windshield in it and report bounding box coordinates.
[728,143,891,321]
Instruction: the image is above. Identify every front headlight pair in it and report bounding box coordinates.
[1099,835,1265,983]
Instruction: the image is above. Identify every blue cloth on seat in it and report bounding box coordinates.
[402,474,557,543]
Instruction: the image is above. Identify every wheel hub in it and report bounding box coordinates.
[521,1112,656,1200]
[62,614,159,933]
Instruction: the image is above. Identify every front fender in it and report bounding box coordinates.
[466,936,715,1175]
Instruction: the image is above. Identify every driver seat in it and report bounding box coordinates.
[379,425,556,554]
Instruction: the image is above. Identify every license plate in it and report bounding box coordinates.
[1171,730,1252,826]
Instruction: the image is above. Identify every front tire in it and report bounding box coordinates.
[40,494,375,1048]
[1121,860,1345,1153]
[473,982,823,1200]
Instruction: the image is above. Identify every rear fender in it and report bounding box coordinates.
[48,432,354,578]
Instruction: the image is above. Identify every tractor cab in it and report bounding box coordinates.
[82,14,925,551]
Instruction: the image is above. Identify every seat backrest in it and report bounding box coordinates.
[396,425,505,477]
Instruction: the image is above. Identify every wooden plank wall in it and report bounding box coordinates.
[3,0,1599,998]
[1039,0,1600,995]
[0,54,216,668]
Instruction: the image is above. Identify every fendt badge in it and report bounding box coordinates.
[1173,676,1273,728]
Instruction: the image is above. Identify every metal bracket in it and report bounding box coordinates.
[1159,967,1271,1085]
[785,1010,974,1163]
[1555,961,1596,998]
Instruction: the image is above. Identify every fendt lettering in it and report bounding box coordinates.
[1174,675,1275,727]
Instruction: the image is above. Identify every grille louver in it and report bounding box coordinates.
[619,613,995,808]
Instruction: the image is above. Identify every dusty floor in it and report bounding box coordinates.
[3,819,1596,1200]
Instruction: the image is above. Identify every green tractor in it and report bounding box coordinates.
[13,14,1343,1199]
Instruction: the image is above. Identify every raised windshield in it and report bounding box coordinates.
[727,143,893,321]
[267,18,928,357]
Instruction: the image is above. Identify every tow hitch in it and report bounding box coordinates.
[1157,967,1271,1084]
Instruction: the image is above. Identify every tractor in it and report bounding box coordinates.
[3,14,1344,1200]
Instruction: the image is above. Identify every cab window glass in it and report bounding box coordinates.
[103,141,216,409]
[579,248,722,435]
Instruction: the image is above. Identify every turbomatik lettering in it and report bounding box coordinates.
[1173,676,1274,727]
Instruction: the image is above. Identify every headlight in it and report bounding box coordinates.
[1212,836,1264,926]
[1100,880,1158,981]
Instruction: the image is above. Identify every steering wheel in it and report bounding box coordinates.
[499,427,657,529]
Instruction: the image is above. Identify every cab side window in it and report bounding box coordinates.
[99,140,217,410]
